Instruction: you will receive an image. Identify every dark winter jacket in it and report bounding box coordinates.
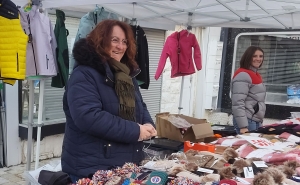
[131,25,150,89]
[231,66,266,128]
[51,9,69,88]
[61,38,153,178]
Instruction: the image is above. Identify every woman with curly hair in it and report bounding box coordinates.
[61,19,156,183]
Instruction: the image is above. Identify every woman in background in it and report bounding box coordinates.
[231,46,266,134]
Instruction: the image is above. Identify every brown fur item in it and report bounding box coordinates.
[185,162,198,172]
[202,174,220,183]
[167,153,187,160]
[168,166,185,176]
[277,165,295,178]
[246,157,262,163]
[185,149,199,156]
[218,167,235,180]
[232,159,250,174]
[222,147,238,161]
[264,167,285,184]
[252,173,276,185]
[283,160,300,170]
[211,158,227,170]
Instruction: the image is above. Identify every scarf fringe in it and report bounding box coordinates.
[119,104,136,122]
[115,81,135,100]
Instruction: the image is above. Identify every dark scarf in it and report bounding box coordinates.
[109,59,136,121]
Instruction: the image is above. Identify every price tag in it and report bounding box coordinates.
[243,167,254,178]
[197,167,214,174]
[253,161,268,168]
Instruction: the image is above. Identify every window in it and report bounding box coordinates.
[233,32,300,107]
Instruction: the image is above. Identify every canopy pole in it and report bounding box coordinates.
[178,76,185,114]
[26,80,34,171]
[245,0,249,19]
[34,79,45,169]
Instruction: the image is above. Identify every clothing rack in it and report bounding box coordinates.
[24,2,48,172]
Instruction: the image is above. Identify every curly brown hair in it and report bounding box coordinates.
[240,46,264,69]
[86,19,138,72]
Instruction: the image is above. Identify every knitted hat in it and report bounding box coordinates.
[145,171,168,185]
[219,179,237,185]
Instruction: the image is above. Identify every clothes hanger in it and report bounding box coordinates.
[93,4,104,24]
[23,0,32,12]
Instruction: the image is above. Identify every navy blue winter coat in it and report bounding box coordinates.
[61,38,154,178]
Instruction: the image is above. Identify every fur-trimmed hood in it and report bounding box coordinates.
[72,38,108,76]
[72,38,140,80]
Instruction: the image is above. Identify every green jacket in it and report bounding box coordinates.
[51,9,69,88]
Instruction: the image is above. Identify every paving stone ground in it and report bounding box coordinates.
[0,157,60,185]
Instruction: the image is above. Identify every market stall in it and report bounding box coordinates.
[4,0,300,184]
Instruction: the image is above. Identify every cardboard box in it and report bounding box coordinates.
[156,112,214,142]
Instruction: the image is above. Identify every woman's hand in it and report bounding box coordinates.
[240,128,249,134]
[144,123,157,137]
[138,124,152,141]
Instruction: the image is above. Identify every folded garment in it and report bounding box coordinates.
[250,123,300,136]
[236,144,256,158]
[216,138,248,146]
[262,153,298,163]
[279,132,300,142]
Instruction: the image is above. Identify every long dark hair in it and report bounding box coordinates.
[240,46,264,69]
[86,19,138,72]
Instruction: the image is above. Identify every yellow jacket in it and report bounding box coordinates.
[0,15,28,85]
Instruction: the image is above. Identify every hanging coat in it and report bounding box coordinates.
[131,25,150,89]
[69,7,119,73]
[0,0,28,85]
[155,30,202,80]
[51,9,69,88]
[19,5,58,77]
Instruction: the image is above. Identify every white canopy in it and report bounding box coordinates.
[11,0,300,30]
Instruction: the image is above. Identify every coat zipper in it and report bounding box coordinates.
[16,53,19,72]
[27,15,38,75]
[46,55,49,69]
[177,32,181,73]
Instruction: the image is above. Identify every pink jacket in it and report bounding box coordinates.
[155,30,202,80]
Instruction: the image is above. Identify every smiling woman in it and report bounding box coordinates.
[61,19,157,183]
[231,46,267,134]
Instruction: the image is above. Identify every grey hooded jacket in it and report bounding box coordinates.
[231,66,266,128]
[69,7,118,73]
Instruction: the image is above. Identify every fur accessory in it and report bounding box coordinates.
[168,166,185,176]
[218,167,235,180]
[232,159,250,175]
[201,174,220,183]
[168,152,187,161]
[223,148,239,161]
[252,172,276,185]
[277,165,295,178]
[283,160,300,170]
[176,171,202,183]
[185,162,198,172]
[264,167,285,184]
[211,158,227,170]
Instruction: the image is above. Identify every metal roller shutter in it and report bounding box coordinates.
[140,28,164,122]
[44,15,163,123]
[43,15,79,122]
